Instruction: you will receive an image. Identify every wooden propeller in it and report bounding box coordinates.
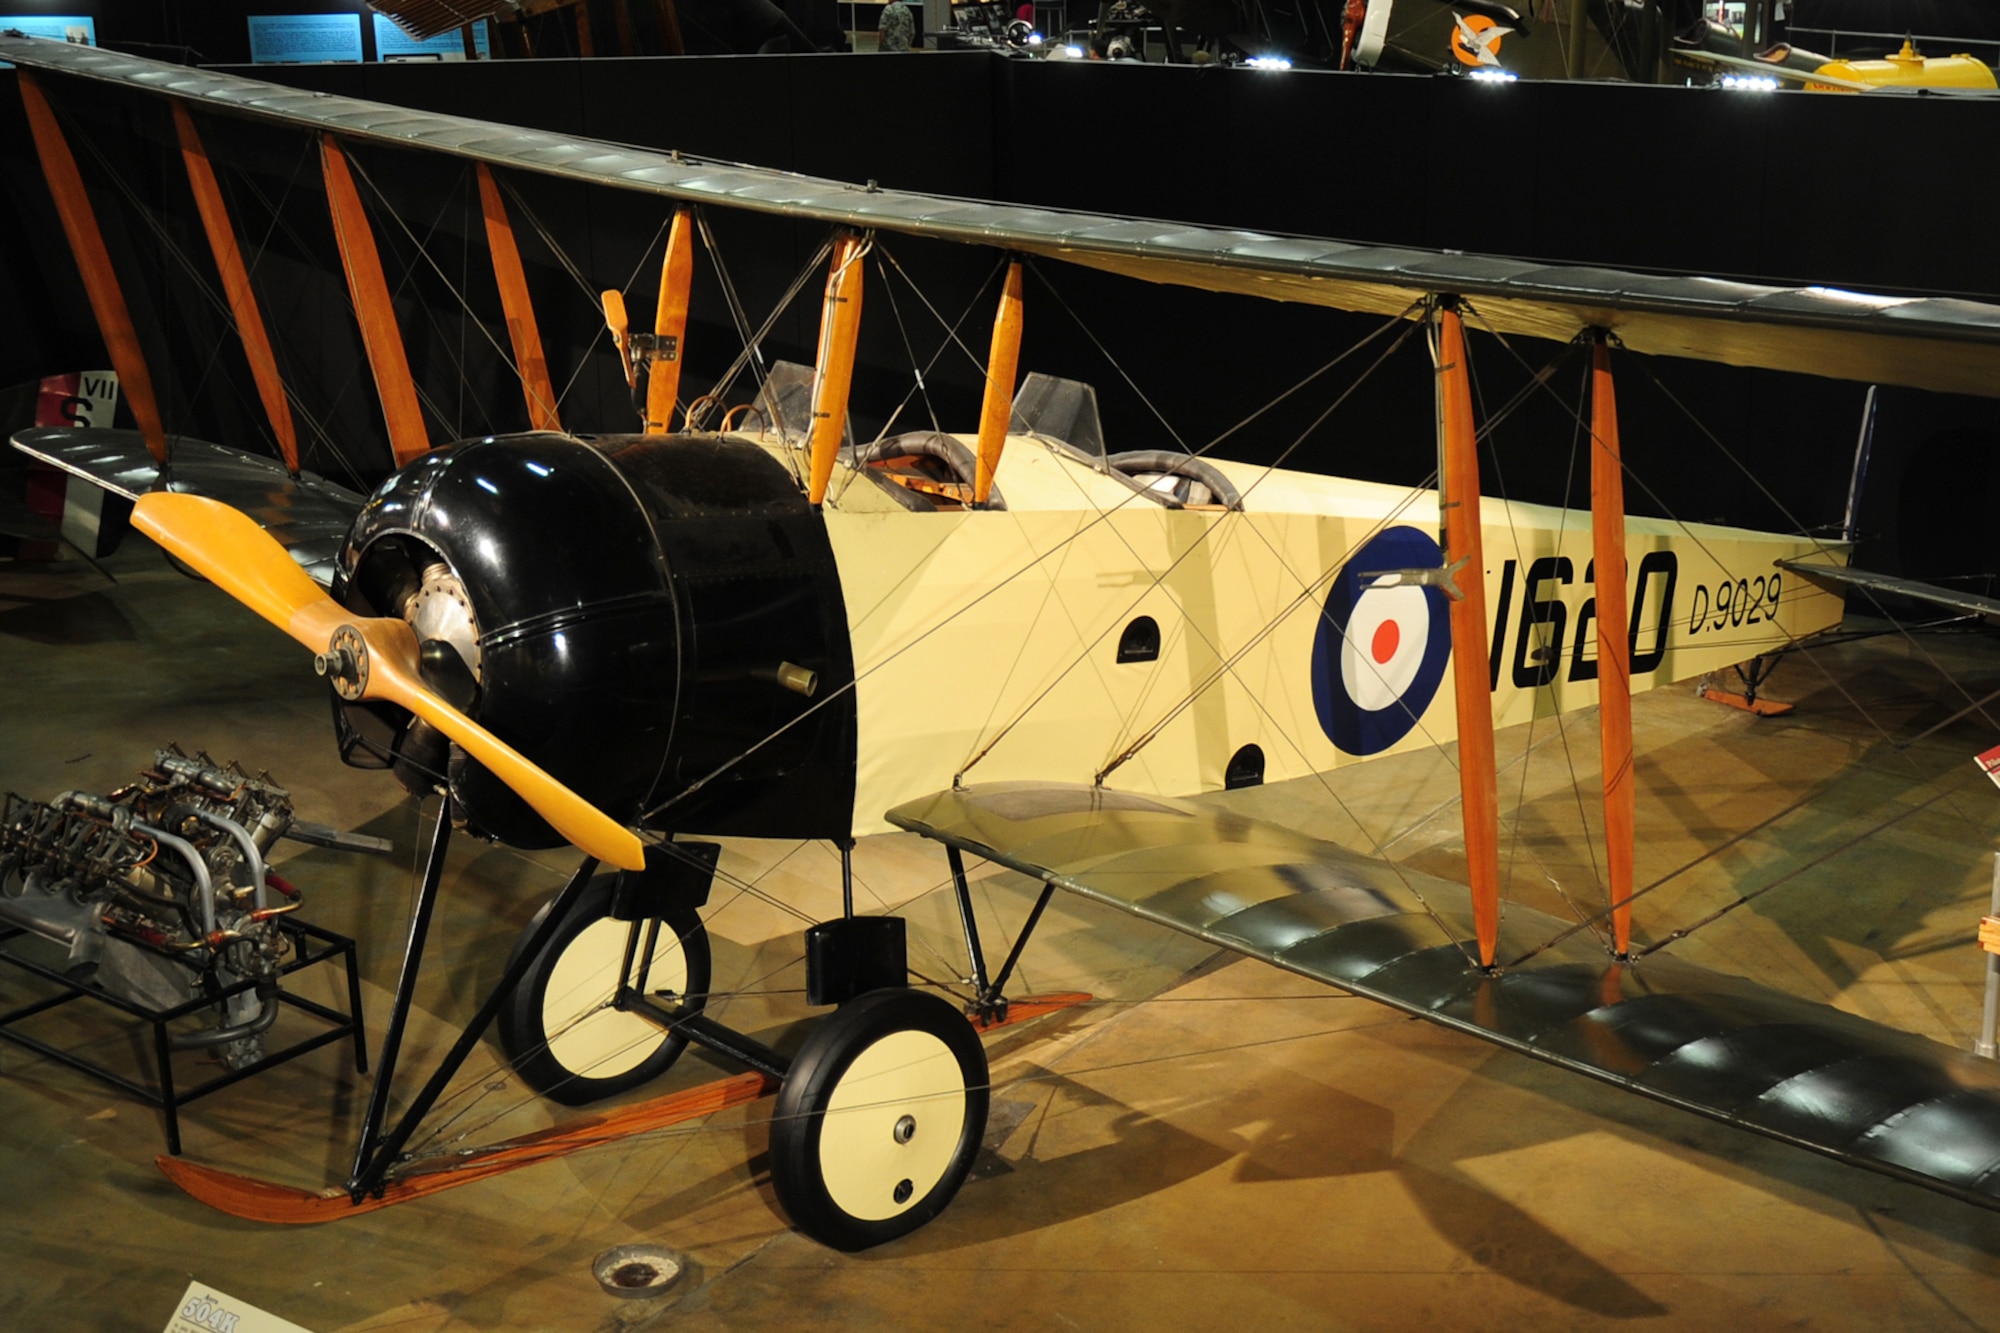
[132,493,647,872]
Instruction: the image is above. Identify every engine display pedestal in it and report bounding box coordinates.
[0,918,367,1154]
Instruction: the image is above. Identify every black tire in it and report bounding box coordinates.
[769,988,989,1251]
[497,874,710,1107]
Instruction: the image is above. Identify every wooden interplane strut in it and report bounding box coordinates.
[974,261,1024,507]
[174,104,300,475]
[807,234,865,507]
[1590,335,1635,955]
[18,73,168,465]
[1435,305,1502,967]
[474,163,561,433]
[321,135,432,468]
[647,208,695,434]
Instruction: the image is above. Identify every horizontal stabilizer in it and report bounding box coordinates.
[889,783,2000,1210]
[1778,558,2000,622]
[9,427,363,587]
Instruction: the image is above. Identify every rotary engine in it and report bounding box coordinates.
[0,748,304,1069]
[330,432,860,847]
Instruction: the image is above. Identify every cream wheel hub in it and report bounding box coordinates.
[816,1029,967,1222]
[543,916,689,1079]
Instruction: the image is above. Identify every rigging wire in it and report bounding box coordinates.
[218,157,379,490]
[408,840,976,1156]
[637,296,1404,819]
[494,172,601,307]
[964,303,1424,780]
[340,153,506,441]
[56,103,334,474]
[871,244,998,383]
[926,299,1485,967]
[694,234,834,438]
[1463,335,1612,947]
[411,1001,1398,1181]
[497,176,675,417]
[859,245,1008,447]
[870,245,950,436]
[1640,362,2000,743]
[1032,262,1194,455]
[1460,306,2000,961]
[692,209,787,429]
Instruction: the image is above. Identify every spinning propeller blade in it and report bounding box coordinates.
[132,493,647,872]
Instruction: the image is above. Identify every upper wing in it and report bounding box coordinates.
[889,782,2000,1210]
[11,426,364,586]
[5,35,2000,398]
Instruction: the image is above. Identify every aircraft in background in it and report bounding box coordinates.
[7,34,2000,1250]
[1344,0,1998,88]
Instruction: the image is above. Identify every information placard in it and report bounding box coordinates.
[247,13,364,64]
[163,1280,315,1333]
[372,14,490,60]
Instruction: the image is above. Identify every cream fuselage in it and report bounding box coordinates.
[792,431,1846,834]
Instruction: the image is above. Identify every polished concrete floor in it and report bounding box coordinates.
[8,535,2000,1331]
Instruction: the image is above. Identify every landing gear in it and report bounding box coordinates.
[498,873,710,1106]
[769,987,990,1251]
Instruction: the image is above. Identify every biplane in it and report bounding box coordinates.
[8,32,2000,1254]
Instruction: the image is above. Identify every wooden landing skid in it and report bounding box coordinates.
[1698,683,1795,717]
[157,991,1091,1224]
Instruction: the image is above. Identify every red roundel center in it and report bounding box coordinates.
[1370,619,1401,665]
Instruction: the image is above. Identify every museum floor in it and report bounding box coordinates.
[8,536,2000,1331]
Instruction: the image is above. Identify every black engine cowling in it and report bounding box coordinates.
[330,432,857,846]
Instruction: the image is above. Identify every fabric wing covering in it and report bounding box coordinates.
[888,783,2000,1208]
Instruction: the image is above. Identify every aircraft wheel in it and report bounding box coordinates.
[769,987,989,1251]
[498,874,709,1106]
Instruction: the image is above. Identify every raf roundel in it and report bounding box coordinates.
[1310,526,1455,756]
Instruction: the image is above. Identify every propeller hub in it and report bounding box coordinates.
[313,624,370,701]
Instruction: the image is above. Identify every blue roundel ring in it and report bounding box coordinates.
[1310,526,1454,756]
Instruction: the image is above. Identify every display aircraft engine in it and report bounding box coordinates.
[0,749,328,1069]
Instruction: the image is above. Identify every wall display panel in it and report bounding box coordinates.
[371,14,489,60]
[0,14,93,42]
[247,13,364,63]
[0,13,92,67]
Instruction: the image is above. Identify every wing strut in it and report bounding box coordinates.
[17,73,167,466]
[807,233,865,507]
[321,135,432,468]
[974,260,1024,508]
[1590,333,1634,956]
[1435,303,1502,968]
[173,104,300,476]
[646,207,695,435]
[475,163,561,434]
